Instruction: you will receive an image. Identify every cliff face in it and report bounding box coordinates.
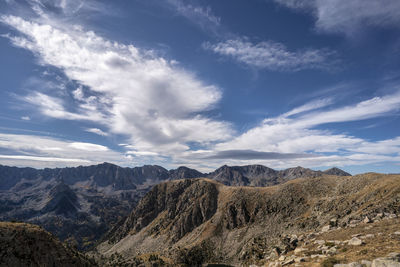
[98,173,400,266]
[111,179,219,243]
[0,222,95,267]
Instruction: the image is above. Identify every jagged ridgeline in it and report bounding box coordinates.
[0,163,349,250]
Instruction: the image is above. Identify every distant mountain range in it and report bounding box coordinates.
[0,162,350,250]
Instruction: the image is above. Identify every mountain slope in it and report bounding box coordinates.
[0,222,95,267]
[97,173,400,266]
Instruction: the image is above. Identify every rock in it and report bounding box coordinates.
[311,254,327,259]
[279,255,286,261]
[371,259,400,267]
[388,214,397,219]
[314,240,326,245]
[364,216,371,223]
[387,252,400,260]
[348,237,364,246]
[394,232,400,235]
[295,257,306,263]
[282,259,295,265]
[361,260,372,267]
[322,225,331,232]
[334,263,362,267]
[294,247,307,254]
[364,234,375,239]
[330,218,338,227]
[327,246,337,255]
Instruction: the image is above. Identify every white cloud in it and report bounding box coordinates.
[209,91,400,169]
[68,142,109,151]
[1,15,233,157]
[21,116,31,121]
[0,133,128,167]
[85,128,108,136]
[273,0,400,35]
[0,154,90,163]
[282,98,333,117]
[204,39,337,71]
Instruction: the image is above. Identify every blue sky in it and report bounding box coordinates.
[1,0,400,173]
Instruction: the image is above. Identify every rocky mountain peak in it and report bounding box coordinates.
[42,182,80,215]
[168,166,204,180]
[323,167,351,176]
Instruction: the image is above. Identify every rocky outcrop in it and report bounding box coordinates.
[0,222,95,267]
[168,166,204,180]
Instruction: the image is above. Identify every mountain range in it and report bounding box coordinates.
[0,162,349,250]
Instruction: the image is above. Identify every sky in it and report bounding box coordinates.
[0,0,400,174]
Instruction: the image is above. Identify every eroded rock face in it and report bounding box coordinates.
[112,179,219,243]
[0,222,94,267]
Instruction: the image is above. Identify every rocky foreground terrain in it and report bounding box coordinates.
[94,173,400,266]
[0,221,95,266]
[0,163,344,250]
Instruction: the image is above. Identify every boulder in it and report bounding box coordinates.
[348,237,364,246]
[322,225,331,232]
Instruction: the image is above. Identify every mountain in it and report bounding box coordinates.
[0,221,95,266]
[168,166,204,180]
[0,162,174,250]
[42,181,80,215]
[96,173,400,266]
[207,165,350,186]
[323,167,351,176]
[0,162,349,250]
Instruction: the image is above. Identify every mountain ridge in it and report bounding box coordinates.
[96,173,400,266]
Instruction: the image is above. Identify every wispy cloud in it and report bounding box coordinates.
[165,0,221,34]
[0,133,128,168]
[203,39,338,71]
[1,15,233,158]
[282,98,334,117]
[202,150,318,160]
[273,0,400,35]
